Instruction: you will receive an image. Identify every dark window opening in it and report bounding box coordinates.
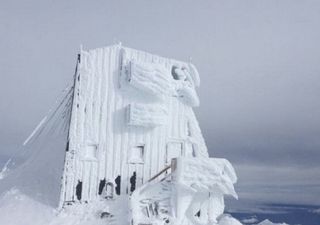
[195,210,201,217]
[171,65,187,81]
[98,179,106,195]
[65,141,69,152]
[115,176,121,195]
[171,65,180,80]
[100,211,113,219]
[187,121,192,137]
[130,172,137,192]
[192,144,197,157]
[105,182,114,199]
[65,201,74,206]
[76,180,82,200]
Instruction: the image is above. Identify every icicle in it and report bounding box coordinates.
[23,116,48,146]
[0,159,12,180]
[22,85,73,146]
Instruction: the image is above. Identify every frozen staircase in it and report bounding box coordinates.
[131,166,175,225]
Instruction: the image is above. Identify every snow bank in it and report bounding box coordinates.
[257,219,289,225]
[0,189,55,225]
[51,196,129,225]
[218,214,243,225]
[0,189,289,225]
[0,189,129,225]
[0,128,68,207]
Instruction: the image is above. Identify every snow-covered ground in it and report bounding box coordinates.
[257,220,289,225]
[0,188,289,225]
[0,189,55,225]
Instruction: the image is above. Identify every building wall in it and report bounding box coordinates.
[60,45,208,204]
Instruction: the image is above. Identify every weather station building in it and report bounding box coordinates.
[0,44,239,225]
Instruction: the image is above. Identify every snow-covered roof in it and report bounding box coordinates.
[84,44,201,87]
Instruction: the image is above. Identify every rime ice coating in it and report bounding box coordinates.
[0,44,244,225]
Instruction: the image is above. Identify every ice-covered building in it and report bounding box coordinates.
[0,44,239,225]
[61,44,209,204]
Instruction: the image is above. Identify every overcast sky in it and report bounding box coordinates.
[0,0,319,211]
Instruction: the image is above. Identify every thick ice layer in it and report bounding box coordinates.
[188,63,200,87]
[130,157,239,225]
[172,157,238,198]
[176,85,200,107]
[130,177,173,225]
[171,63,200,87]
[61,45,209,204]
[128,103,168,127]
[127,61,172,98]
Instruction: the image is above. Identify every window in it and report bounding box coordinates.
[105,182,114,199]
[192,144,197,157]
[129,145,144,164]
[76,180,82,200]
[130,171,137,192]
[115,176,121,195]
[171,65,180,80]
[82,144,98,160]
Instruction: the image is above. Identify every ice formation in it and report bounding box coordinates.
[172,157,238,198]
[127,103,168,127]
[125,60,173,98]
[131,157,238,225]
[176,85,200,107]
[0,159,11,180]
[0,44,242,225]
